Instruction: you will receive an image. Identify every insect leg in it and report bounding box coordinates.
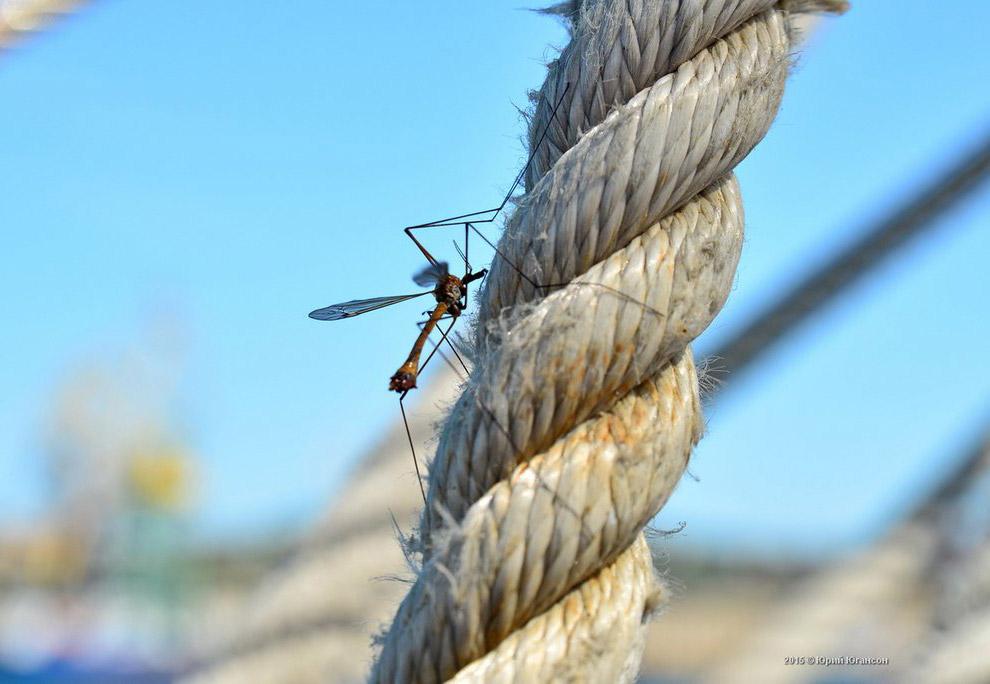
[403,225,443,268]
[469,223,668,320]
[400,83,572,265]
[437,369,596,551]
[418,319,464,378]
[398,319,467,508]
[398,390,428,506]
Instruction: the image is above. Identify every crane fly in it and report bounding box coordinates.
[309,244,487,505]
[308,258,487,392]
[309,75,689,539]
[309,82,574,504]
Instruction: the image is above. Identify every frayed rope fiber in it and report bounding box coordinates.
[371,1,847,682]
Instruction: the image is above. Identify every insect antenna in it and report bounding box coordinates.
[453,238,471,275]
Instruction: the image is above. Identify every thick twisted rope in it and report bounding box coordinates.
[372,1,846,681]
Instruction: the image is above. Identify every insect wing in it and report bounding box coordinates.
[412,261,448,287]
[309,292,429,321]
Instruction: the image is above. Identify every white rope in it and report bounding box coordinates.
[372,1,846,681]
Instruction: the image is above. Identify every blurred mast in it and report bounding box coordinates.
[0,0,87,50]
[707,130,990,381]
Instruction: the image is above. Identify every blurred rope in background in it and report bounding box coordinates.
[698,427,990,684]
[0,0,85,50]
[710,131,990,380]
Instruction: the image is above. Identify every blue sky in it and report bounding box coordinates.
[1,2,988,557]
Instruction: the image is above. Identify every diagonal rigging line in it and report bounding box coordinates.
[706,128,990,382]
[912,422,990,523]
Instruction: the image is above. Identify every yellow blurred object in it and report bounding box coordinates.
[129,446,192,510]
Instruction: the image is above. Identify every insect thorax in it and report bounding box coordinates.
[434,276,465,311]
